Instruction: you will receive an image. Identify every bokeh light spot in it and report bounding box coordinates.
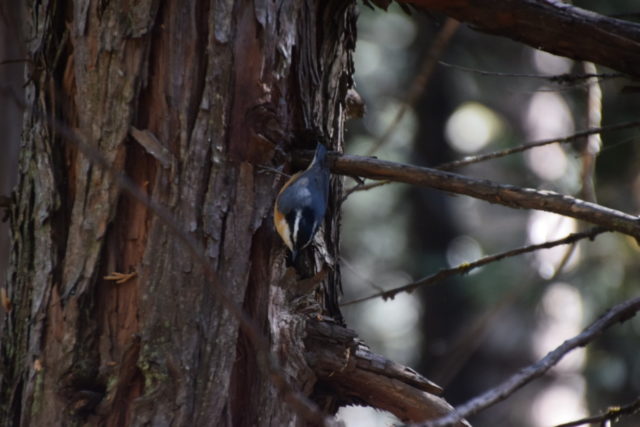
[530,381,587,427]
[445,102,503,153]
[527,211,579,278]
[524,91,574,181]
[532,49,573,75]
[446,235,484,270]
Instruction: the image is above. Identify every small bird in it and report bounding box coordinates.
[274,143,330,262]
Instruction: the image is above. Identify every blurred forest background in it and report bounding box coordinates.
[2,1,640,426]
[337,2,640,426]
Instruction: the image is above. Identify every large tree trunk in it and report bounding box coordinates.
[1,1,354,425]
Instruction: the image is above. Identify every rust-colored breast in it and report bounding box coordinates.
[274,172,302,251]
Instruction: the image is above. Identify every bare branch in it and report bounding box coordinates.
[418,296,640,427]
[341,227,607,306]
[341,179,392,203]
[553,395,640,427]
[436,120,640,171]
[328,121,640,203]
[437,60,624,83]
[340,256,386,293]
[324,153,640,239]
[402,0,640,76]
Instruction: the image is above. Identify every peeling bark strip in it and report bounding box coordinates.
[402,0,640,76]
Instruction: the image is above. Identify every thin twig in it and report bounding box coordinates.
[418,296,640,427]
[340,256,386,293]
[366,18,459,156]
[327,153,640,239]
[599,134,639,154]
[553,395,640,427]
[436,120,640,171]
[437,60,624,83]
[256,165,290,178]
[326,120,640,204]
[340,179,391,203]
[341,227,607,306]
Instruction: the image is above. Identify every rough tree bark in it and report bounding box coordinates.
[1,0,356,425]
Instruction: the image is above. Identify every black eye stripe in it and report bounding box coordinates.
[287,207,318,249]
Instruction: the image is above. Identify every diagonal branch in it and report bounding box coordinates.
[341,179,391,203]
[437,60,624,83]
[436,120,640,171]
[402,0,640,76]
[341,227,607,306]
[323,153,640,239]
[338,121,640,203]
[418,296,640,427]
[553,395,640,427]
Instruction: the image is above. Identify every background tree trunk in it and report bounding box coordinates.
[0,3,23,337]
[1,1,354,425]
